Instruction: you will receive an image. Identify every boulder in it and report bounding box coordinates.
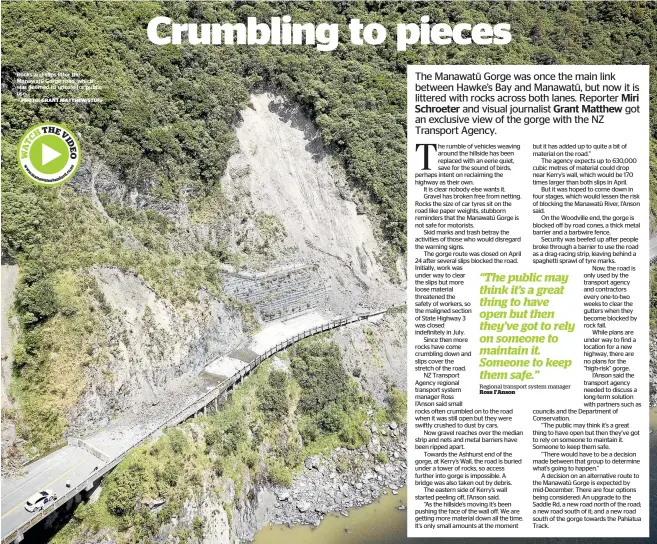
[297,501,311,513]
[304,456,320,470]
[367,434,381,455]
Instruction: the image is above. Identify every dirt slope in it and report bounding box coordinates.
[222,92,406,315]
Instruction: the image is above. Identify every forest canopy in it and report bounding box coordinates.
[3,1,656,253]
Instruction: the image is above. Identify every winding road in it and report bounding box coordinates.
[3,235,656,542]
[0,309,389,543]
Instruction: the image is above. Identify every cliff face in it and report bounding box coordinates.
[221,92,406,314]
[153,424,407,543]
[67,266,246,437]
[1,263,24,473]
[333,311,407,404]
[10,92,408,543]
[650,338,657,406]
[64,91,405,440]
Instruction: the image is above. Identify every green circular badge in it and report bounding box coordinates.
[17,123,81,186]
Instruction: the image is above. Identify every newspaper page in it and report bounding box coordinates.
[0,3,655,544]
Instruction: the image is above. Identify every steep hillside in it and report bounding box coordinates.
[221,92,406,312]
[1,263,23,473]
[52,332,407,544]
[1,83,405,478]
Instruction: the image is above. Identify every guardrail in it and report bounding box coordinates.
[67,438,112,463]
[1,307,395,544]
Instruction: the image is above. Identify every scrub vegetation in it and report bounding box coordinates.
[3,1,656,252]
[2,150,231,454]
[53,337,394,543]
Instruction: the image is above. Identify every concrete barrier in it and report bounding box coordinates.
[67,438,111,463]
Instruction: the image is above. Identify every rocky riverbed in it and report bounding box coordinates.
[263,420,407,530]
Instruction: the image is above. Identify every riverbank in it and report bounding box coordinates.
[255,488,407,544]
[253,409,657,544]
[256,422,407,532]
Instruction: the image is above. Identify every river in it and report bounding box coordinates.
[254,408,657,543]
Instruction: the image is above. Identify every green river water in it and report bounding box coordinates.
[253,408,657,544]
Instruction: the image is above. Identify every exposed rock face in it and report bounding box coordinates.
[168,483,232,543]
[62,92,407,443]
[304,455,320,470]
[1,263,18,409]
[141,424,407,543]
[296,501,311,513]
[68,266,246,436]
[1,263,25,474]
[220,92,406,314]
[334,310,407,404]
[50,93,410,542]
[650,337,657,406]
[69,160,188,228]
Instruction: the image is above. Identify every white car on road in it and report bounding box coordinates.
[24,489,57,512]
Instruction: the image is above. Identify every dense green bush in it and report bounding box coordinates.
[298,418,320,445]
[166,428,188,455]
[319,403,345,433]
[3,1,657,454]
[387,386,407,424]
[339,417,370,450]
[156,461,181,488]
[290,339,348,413]
[105,459,147,516]
[220,421,247,456]
[289,337,374,449]
[213,458,224,478]
[14,269,59,324]
[267,459,293,487]
[4,1,655,256]
[257,368,290,422]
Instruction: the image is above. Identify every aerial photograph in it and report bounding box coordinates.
[1,1,655,543]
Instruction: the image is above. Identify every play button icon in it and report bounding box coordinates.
[41,143,62,166]
[27,133,73,177]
